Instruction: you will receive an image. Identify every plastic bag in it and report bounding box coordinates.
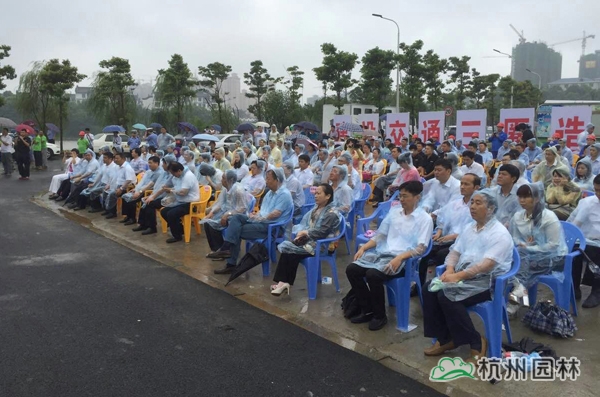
[161,192,178,207]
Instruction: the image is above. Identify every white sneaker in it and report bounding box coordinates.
[507,302,520,317]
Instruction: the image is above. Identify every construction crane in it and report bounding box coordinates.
[550,31,596,57]
[510,24,527,44]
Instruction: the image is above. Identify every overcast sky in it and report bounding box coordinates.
[3,0,599,101]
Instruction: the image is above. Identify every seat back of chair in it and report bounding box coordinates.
[248,197,256,213]
[360,183,371,200]
[494,247,521,302]
[200,185,212,203]
[136,172,144,183]
[303,186,315,205]
[561,221,586,251]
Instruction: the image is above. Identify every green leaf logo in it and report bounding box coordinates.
[429,357,476,382]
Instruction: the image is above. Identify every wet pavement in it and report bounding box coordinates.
[23,164,600,396]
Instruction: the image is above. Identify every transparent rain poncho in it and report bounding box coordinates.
[330,165,354,216]
[509,183,567,287]
[201,171,251,231]
[278,203,341,256]
[573,157,594,191]
[446,152,463,181]
[431,189,515,301]
[354,204,433,276]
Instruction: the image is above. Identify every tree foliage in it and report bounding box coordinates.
[262,90,304,132]
[15,61,57,130]
[198,61,232,131]
[422,50,447,111]
[284,66,304,105]
[155,54,197,123]
[244,60,280,121]
[314,43,359,114]
[87,57,136,126]
[447,56,472,110]
[397,40,427,124]
[359,47,396,114]
[0,45,16,108]
[497,76,542,109]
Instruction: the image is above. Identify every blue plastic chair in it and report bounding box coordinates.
[354,191,399,253]
[244,210,293,276]
[528,221,585,316]
[435,247,520,358]
[526,169,532,182]
[303,187,315,205]
[384,239,433,332]
[353,183,371,220]
[299,217,346,299]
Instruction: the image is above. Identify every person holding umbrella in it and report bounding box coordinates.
[14,129,32,180]
[270,183,342,296]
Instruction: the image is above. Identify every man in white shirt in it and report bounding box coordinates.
[159,162,201,243]
[103,152,136,219]
[459,151,485,184]
[241,160,266,195]
[577,123,595,153]
[254,126,267,147]
[421,159,461,214]
[337,152,362,200]
[491,163,520,228]
[283,161,305,215]
[1,127,14,175]
[568,174,600,308]
[294,154,314,188]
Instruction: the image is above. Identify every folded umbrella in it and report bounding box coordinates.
[236,123,255,132]
[192,133,220,142]
[45,123,60,133]
[132,123,147,131]
[225,243,270,286]
[102,125,125,133]
[177,122,199,134]
[15,124,36,135]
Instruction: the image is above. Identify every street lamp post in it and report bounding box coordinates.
[525,68,542,90]
[372,13,400,112]
[493,48,514,79]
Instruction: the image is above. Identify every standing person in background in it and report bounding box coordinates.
[41,131,49,170]
[46,128,56,144]
[157,127,175,150]
[112,131,123,153]
[1,128,14,176]
[577,123,595,154]
[31,130,48,170]
[14,129,32,180]
[128,130,141,152]
[77,131,88,154]
[84,128,94,150]
[489,122,507,159]
[145,128,158,148]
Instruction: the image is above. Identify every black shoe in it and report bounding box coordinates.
[100,211,110,216]
[133,226,147,232]
[119,218,130,223]
[73,207,85,211]
[410,284,418,297]
[575,287,582,301]
[350,312,373,324]
[89,208,103,213]
[582,291,600,308]
[214,266,235,275]
[124,220,136,226]
[105,213,117,219]
[344,305,362,320]
[55,197,65,202]
[166,237,182,243]
[141,229,157,235]
[207,250,231,259]
[368,316,388,331]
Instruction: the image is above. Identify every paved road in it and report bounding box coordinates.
[0,169,443,397]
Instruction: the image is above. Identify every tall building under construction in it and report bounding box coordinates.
[512,42,562,87]
[580,50,600,79]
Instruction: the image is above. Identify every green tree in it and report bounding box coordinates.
[497,76,542,109]
[0,45,16,108]
[155,54,197,123]
[39,59,86,152]
[283,65,304,105]
[15,61,58,130]
[262,90,304,132]
[198,61,232,130]
[313,43,359,114]
[359,47,396,114]
[88,57,136,126]
[397,40,427,125]
[447,56,472,110]
[422,50,447,110]
[244,60,280,121]
[469,69,499,125]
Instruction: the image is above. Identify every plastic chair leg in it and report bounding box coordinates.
[502,307,513,344]
[396,277,416,332]
[305,258,319,300]
[344,230,352,255]
[194,217,201,235]
[183,215,191,243]
[158,210,168,234]
[570,285,578,317]
[482,310,502,358]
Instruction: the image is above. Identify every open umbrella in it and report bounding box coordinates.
[211,124,222,132]
[149,122,163,130]
[177,122,199,134]
[296,136,318,149]
[255,121,270,128]
[132,123,147,131]
[15,124,36,135]
[225,243,270,286]
[192,133,220,142]
[45,123,60,133]
[0,117,17,128]
[297,121,320,132]
[22,119,37,128]
[236,123,255,132]
[338,122,363,134]
[102,125,125,133]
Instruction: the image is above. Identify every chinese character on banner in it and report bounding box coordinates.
[456,109,487,144]
[550,106,592,151]
[418,111,445,142]
[357,114,379,134]
[385,113,410,145]
[500,108,535,142]
[333,115,351,140]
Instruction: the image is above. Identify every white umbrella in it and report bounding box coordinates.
[255,121,270,128]
[0,117,17,128]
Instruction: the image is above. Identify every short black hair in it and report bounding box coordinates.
[507,149,520,160]
[298,154,310,163]
[132,148,141,156]
[373,148,381,154]
[434,159,452,171]
[318,183,335,205]
[462,172,481,187]
[148,155,160,164]
[149,146,157,153]
[398,180,423,196]
[169,162,184,172]
[71,148,80,154]
[2,127,8,132]
[103,152,114,159]
[409,144,417,151]
[462,151,475,159]
[468,141,478,149]
[114,152,125,159]
[593,174,600,185]
[85,128,90,132]
[499,163,520,182]
[425,143,436,150]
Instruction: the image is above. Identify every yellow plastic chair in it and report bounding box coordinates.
[369,159,387,201]
[572,154,579,168]
[252,188,265,213]
[183,185,213,243]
